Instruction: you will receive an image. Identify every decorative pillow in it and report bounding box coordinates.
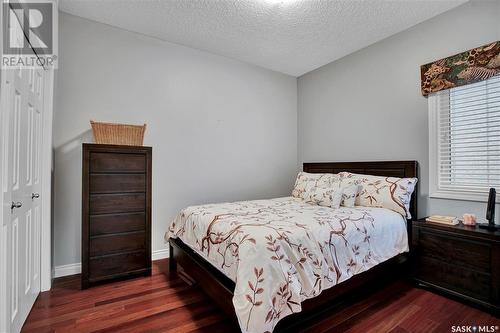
[292,172,340,199]
[304,184,343,209]
[340,172,418,218]
[340,183,360,208]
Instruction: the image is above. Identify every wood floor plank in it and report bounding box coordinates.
[95,301,216,333]
[22,259,499,333]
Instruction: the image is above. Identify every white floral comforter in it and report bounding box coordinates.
[166,197,408,333]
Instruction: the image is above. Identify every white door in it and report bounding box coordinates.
[1,66,45,333]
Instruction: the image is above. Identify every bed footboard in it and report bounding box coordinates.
[169,238,238,321]
[168,237,409,332]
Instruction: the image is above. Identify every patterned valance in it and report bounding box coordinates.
[420,41,500,96]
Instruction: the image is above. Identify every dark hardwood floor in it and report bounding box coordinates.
[23,259,499,333]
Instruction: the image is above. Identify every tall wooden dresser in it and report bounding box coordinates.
[82,144,152,289]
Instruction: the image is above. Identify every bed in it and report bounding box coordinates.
[167,161,418,332]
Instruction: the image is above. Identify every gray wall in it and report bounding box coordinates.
[53,13,297,267]
[54,1,500,268]
[298,1,500,221]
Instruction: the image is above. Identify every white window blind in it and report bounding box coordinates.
[430,74,500,201]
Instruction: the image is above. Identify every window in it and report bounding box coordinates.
[429,74,500,202]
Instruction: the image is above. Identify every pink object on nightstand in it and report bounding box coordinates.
[463,214,477,226]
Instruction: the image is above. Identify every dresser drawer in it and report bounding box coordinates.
[90,212,145,236]
[89,251,147,280]
[90,152,146,173]
[90,231,145,257]
[90,193,145,214]
[418,228,491,272]
[416,256,491,301]
[90,174,146,194]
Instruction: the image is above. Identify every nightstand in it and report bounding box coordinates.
[412,219,500,314]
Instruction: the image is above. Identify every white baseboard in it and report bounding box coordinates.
[152,248,170,260]
[53,262,81,278]
[53,248,170,278]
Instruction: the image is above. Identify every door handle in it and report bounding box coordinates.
[32,193,40,200]
[11,201,22,210]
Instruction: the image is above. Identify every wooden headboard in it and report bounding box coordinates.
[303,160,419,221]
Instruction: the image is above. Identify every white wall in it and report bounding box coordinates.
[53,13,297,267]
[298,1,500,221]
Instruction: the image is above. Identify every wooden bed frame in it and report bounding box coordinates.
[169,160,418,332]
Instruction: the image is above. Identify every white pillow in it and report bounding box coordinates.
[340,183,360,208]
[340,172,417,218]
[305,184,343,209]
[292,172,340,199]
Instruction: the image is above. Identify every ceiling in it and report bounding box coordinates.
[59,0,468,77]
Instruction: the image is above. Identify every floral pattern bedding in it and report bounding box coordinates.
[340,173,417,219]
[166,197,408,333]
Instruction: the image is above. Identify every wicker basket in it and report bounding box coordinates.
[90,120,146,146]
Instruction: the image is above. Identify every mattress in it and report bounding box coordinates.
[167,197,408,333]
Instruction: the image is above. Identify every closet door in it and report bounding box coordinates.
[2,66,45,333]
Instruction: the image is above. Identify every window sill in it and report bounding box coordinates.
[430,190,499,204]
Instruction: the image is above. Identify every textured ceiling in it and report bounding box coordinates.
[59,0,468,76]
